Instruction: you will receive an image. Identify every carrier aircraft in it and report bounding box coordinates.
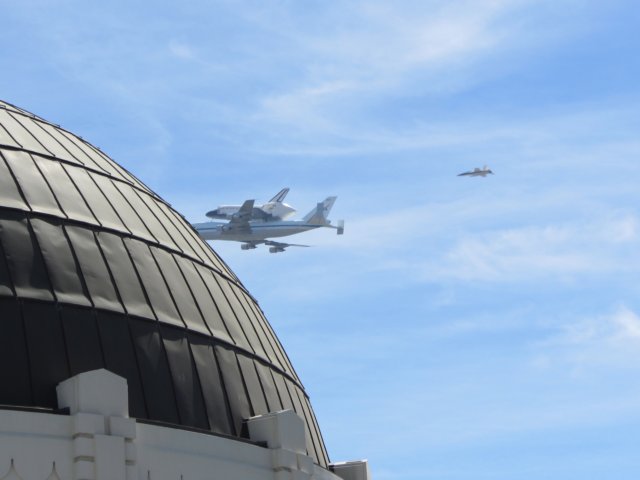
[192,195,344,253]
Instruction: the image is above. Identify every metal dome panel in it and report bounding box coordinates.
[0,100,329,467]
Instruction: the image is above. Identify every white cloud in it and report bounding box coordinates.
[168,40,196,60]
[531,306,640,374]
[253,0,530,129]
[431,216,640,282]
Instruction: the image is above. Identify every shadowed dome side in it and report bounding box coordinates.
[0,100,329,467]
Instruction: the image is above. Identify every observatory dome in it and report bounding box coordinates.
[0,100,328,467]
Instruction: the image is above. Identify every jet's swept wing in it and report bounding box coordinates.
[457,165,493,177]
[264,240,310,253]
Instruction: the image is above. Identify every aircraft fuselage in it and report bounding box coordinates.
[192,220,322,242]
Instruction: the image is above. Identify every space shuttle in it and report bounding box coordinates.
[205,187,296,222]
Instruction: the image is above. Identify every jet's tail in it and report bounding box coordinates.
[303,196,337,225]
[269,187,289,203]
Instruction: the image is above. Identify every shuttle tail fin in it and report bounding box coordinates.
[269,187,290,203]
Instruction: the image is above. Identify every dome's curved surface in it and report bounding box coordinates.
[0,100,329,466]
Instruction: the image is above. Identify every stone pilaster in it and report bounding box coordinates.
[57,370,137,480]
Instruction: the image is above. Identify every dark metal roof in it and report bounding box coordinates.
[0,100,329,466]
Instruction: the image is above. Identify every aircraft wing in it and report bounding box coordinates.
[226,199,255,230]
[264,240,310,253]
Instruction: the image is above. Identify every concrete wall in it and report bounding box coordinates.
[0,370,368,480]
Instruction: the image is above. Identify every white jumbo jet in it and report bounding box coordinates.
[458,165,494,177]
[192,196,344,253]
[205,187,296,222]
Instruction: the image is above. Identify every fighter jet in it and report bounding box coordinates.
[205,187,296,222]
[192,196,344,253]
[458,165,494,177]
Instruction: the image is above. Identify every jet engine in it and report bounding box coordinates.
[241,243,257,250]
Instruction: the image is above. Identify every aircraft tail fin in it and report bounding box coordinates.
[269,187,289,203]
[303,196,337,225]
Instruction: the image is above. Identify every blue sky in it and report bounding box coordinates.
[2,1,640,478]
